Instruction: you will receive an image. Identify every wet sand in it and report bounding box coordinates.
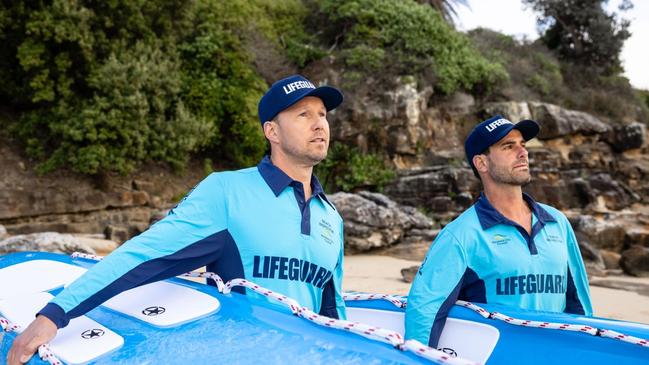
[343,254,649,324]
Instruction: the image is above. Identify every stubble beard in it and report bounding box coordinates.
[488,157,531,186]
[285,141,329,167]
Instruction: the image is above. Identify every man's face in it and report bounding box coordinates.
[270,96,330,165]
[482,129,531,186]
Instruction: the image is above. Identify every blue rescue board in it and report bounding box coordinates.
[1,252,649,365]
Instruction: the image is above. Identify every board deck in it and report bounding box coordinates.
[0,259,221,328]
[0,292,123,365]
[346,307,499,364]
[102,280,221,327]
[3,253,649,365]
[0,260,86,299]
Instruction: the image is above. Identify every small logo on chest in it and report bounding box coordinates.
[492,234,511,245]
[546,234,563,244]
[319,219,335,245]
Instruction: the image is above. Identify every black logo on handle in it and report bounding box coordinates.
[81,329,105,339]
[438,347,457,357]
[142,306,166,316]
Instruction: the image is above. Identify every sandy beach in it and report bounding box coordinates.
[343,254,649,325]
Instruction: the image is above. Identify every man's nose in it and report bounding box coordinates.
[517,145,529,159]
[313,115,328,130]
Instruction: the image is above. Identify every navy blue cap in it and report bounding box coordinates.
[465,115,540,169]
[258,74,343,125]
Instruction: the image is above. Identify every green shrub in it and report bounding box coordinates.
[315,143,395,192]
[2,0,269,174]
[525,74,551,96]
[179,0,267,167]
[638,89,649,110]
[316,0,508,95]
[212,0,324,68]
[23,41,213,174]
[469,28,648,123]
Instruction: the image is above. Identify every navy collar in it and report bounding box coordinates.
[475,192,556,230]
[257,156,334,208]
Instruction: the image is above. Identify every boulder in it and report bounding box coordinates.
[524,175,592,210]
[600,250,621,270]
[384,166,480,215]
[0,232,96,254]
[401,265,419,283]
[528,102,610,139]
[329,191,434,252]
[571,215,626,252]
[0,224,7,240]
[376,229,437,262]
[482,101,533,122]
[575,234,606,271]
[105,225,129,244]
[625,228,649,248]
[589,276,649,296]
[333,78,434,158]
[587,174,639,210]
[73,235,119,256]
[620,245,649,277]
[606,122,646,152]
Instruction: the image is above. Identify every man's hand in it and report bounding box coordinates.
[6,315,57,365]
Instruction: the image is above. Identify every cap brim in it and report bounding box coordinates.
[514,119,540,141]
[305,86,343,112]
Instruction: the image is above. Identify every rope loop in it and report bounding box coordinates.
[66,251,649,364]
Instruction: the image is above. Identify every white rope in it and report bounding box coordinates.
[181,271,476,364]
[343,292,649,349]
[456,300,649,348]
[71,252,474,364]
[71,252,649,357]
[342,292,407,308]
[70,252,104,261]
[1,316,63,365]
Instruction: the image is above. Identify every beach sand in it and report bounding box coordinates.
[343,254,649,325]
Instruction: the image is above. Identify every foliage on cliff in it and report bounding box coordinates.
[1,0,642,188]
[315,143,395,193]
[0,0,502,190]
[469,28,647,123]
[0,0,267,174]
[312,0,507,95]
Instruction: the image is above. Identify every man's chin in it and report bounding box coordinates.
[306,152,328,166]
[515,175,532,186]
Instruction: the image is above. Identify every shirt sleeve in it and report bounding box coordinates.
[405,228,468,348]
[38,173,231,328]
[564,221,593,316]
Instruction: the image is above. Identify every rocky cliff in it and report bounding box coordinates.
[328,78,649,277]
[2,78,649,278]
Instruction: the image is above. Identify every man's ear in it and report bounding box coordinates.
[473,154,488,173]
[263,121,280,144]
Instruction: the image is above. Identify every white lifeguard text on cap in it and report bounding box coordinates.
[283,80,315,94]
[485,118,513,132]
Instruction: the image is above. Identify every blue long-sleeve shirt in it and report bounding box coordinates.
[39,156,346,328]
[405,193,592,348]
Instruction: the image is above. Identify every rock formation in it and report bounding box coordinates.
[3,78,649,280]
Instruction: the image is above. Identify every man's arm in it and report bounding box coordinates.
[564,221,593,316]
[405,229,469,348]
[7,173,229,364]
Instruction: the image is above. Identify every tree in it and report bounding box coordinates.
[415,0,469,25]
[523,0,632,76]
